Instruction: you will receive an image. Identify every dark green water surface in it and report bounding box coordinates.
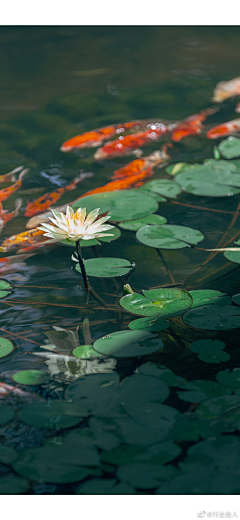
[1,26,240,495]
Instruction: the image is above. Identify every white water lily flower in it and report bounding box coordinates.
[37,206,115,243]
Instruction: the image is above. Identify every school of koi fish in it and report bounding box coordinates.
[1,75,240,257]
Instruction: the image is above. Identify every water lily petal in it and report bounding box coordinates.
[85,208,100,225]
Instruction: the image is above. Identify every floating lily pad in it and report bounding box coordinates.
[183,300,240,330]
[93,329,162,358]
[138,364,186,387]
[216,368,240,388]
[135,440,181,465]
[76,478,135,494]
[195,395,240,434]
[0,443,18,464]
[186,435,240,476]
[76,257,132,278]
[0,279,11,298]
[142,179,182,198]
[12,370,51,385]
[232,293,240,305]
[88,416,120,451]
[0,477,30,494]
[105,190,159,221]
[128,316,169,332]
[218,137,240,159]
[99,227,121,242]
[120,288,193,318]
[0,337,14,358]
[72,344,103,359]
[189,290,226,309]
[156,465,239,495]
[0,406,15,425]
[117,463,178,489]
[177,380,232,403]
[62,238,100,247]
[18,401,88,429]
[190,339,230,363]
[176,160,240,197]
[166,163,189,175]
[224,240,240,264]
[72,192,114,214]
[138,187,166,202]
[101,445,145,466]
[12,445,100,483]
[136,224,204,249]
[119,214,167,231]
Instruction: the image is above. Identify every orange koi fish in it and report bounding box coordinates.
[171,108,217,142]
[0,166,24,184]
[112,148,170,179]
[0,227,47,252]
[25,202,72,229]
[207,118,240,139]
[0,198,22,232]
[94,123,168,160]
[24,173,92,218]
[212,76,240,103]
[0,168,28,202]
[74,167,154,199]
[60,121,145,152]
[236,102,240,114]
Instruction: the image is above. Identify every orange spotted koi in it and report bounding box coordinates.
[207,118,240,139]
[171,108,217,142]
[0,166,24,184]
[212,76,240,103]
[60,121,146,152]
[112,148,170,179]
[24,173,92,218]
[0,168,28,202]
[94,123,168,160]
[0,227,47,252]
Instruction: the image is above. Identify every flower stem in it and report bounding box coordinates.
[76,240,91,292]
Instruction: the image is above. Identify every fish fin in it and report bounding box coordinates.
[14,198,22,215]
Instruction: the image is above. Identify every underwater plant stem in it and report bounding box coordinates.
[76,240,91,292]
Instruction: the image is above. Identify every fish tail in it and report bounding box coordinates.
[18,168,29,182]
[14,198,22,216]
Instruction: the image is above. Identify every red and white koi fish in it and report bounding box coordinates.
[0,166,24,184]
[25,202,72,229]
[212,76,240,103]
[171,108,217,142]
[0,168,28,202]
[0,381,43,399]
[207,118,240,139]
[0,227,47,252]
[112,148,170,179]
[0,198,22,233]
[24,172,93,218]
[236,102,240,114]
[94,123,168,160]
[60,121,146,152]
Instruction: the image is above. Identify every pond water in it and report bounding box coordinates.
[1,26,240,495]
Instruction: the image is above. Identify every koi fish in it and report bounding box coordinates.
[212,76,240,103]
[0,198,22,232]
[236,102,240,114]
[0,168,28,202]
[94,123,168,160]
[112,148,170,179]
[60,121,145,152]
[25,202,73,229]
[0,381,42,399]
[24,172,93,218]
[0,166,24,184]
[171,108,217,142]
[0,227,46,252]
[74,167,154,199]
[207,118,240,139]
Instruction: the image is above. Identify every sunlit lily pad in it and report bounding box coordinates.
[99,227,121,242]
[71,192,114,214]
[0,477,30,494]
[224,240,240,263]
[105,189,159,221]
[189,290,226,309]
[0,406,15,425]
[136,224,204,249]
[119,214,167,231]
[120,288,193,318]
[0,337,14,358]
[76,257,132,278]
[183,300,240,330]
[128,316,169,332]
[12,370,51,385]
[0,279,12,298]
[93,329,162,358]
[72,344,103,359]
[141,179,182,198]
[176,160,240,197]
[218,137,240,159]
[18,401,88,429]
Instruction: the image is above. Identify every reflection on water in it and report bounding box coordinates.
[1,26,240,494]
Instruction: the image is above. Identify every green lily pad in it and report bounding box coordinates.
[189,290,226,309]
[138,187,166,202]
[117,463,178,489]
[0,442,18,464]
[176,160,240,197]
[138,364,186,386]
[105,189,159,221]
[166,163,189,175]
[88,417,120,451]
[183,300,240,330]
[119,214,167,231]
[120,288,193,318]
[136,224,204,249]
[0,279,12,298]
[190,338,230,363]
[71,192,114,214]
[12,445,100,483]
[135,440,181,465]
[18,401,88,429]
[196,395,240,433]
[156,465,239,495]
[128,316,169,332]
[177,380,232,403]
[93,329,163,358]
[216,368,240,388]
[76,257,132,278]
[72,344,103,359]
[0,406,15,425]
[232,293,240,305]
[98,226,121,242]
[101,445,145,466]
[0,337,14,358]
[12,370,51,385]
[186,436,240,475]
[61,238,100,247]
[218,137,240,159]
[76,478,135,494]
[224,240,240,263]
[0,477,30,494]
[141,179,182,198]
[213,146,221,160]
